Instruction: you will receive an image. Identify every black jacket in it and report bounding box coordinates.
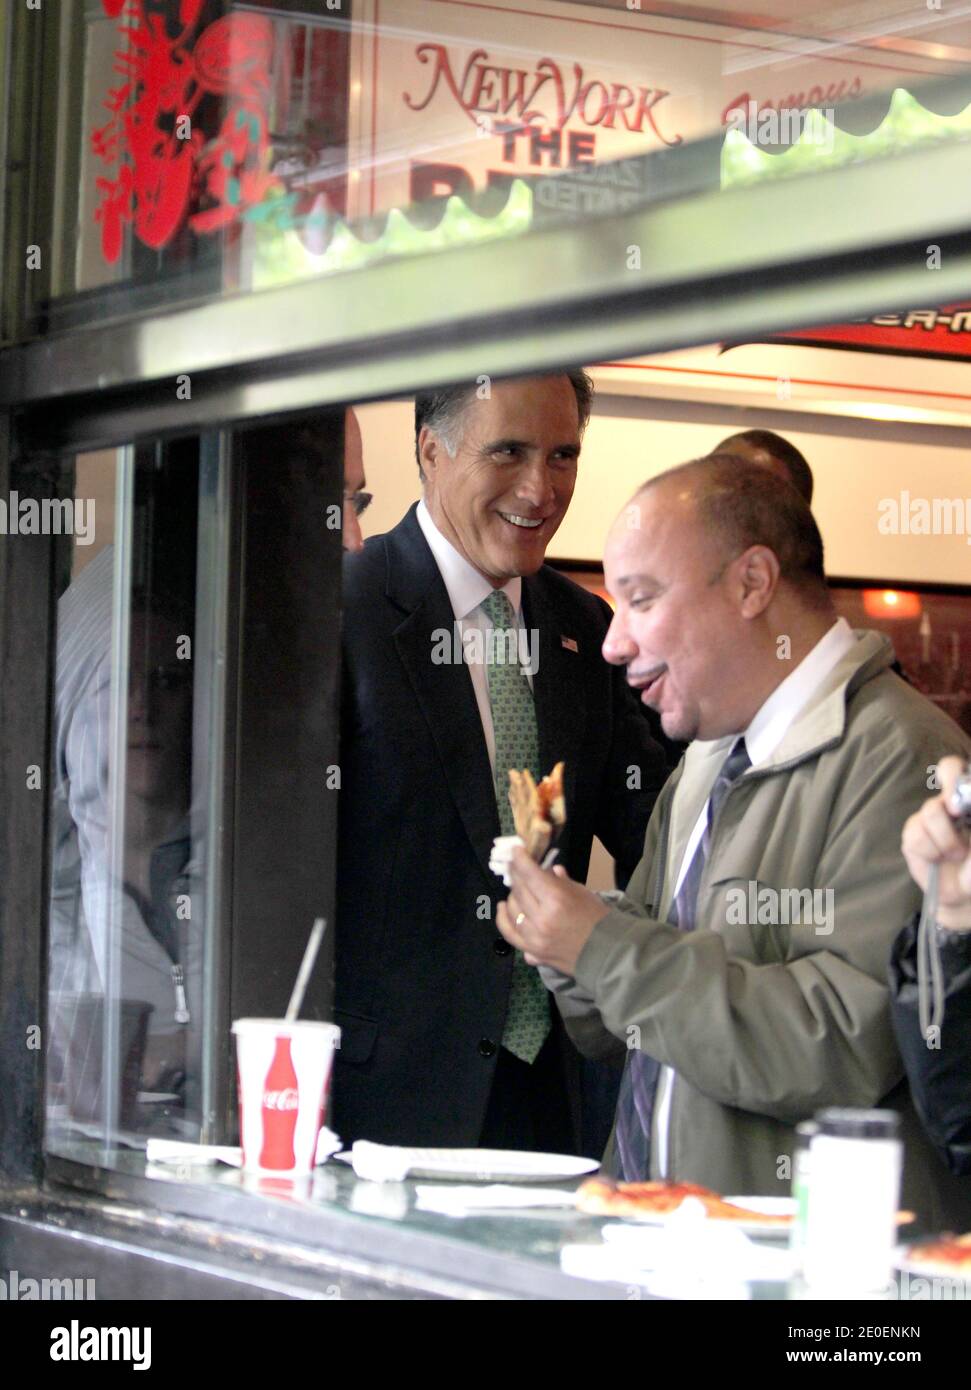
[333,505,671,1147]
[890,916,971,1177]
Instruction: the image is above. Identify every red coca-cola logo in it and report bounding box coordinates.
[263,1087,299,1111]
[258,1035,300,1170]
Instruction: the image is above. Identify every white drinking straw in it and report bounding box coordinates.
[285,916,328,1022]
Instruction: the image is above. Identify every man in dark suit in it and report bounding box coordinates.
[334,372,671,1153]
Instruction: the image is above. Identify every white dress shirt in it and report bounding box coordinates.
[416,499,532,781]
[657,616,856,1175]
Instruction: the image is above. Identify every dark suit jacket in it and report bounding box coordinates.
[333,505,671,1147]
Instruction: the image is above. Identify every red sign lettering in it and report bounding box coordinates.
[404,43,681,146]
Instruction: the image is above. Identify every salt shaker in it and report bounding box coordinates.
[802,1107,902,1294]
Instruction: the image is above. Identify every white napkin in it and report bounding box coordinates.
[414,1185,578,1217]
[146,1126,342,1170]
[348,1140,413,1182]
[147,1139,243,1167]
[488,835,525,886]
[314,1127,343,1164]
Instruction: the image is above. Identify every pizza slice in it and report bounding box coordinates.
[576,1177,792,1225]
[507,762,566,861]
[903,1231,971,1274]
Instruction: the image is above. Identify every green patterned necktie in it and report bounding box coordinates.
[480,589,551,1065]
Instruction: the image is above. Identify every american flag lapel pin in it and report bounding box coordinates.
[561,636,578,653]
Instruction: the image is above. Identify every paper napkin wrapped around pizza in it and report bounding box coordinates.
[489,762,566,886]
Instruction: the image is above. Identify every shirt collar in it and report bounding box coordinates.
[416,498,522,621]
[744,617,855,768]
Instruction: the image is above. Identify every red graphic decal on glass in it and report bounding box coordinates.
[91,1,278,263]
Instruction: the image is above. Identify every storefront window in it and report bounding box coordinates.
[15,0,971,337]
[2,0,970,1317]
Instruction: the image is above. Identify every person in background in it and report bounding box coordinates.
[890,756,971,1176]
[713,428,913,686]
[497,454,971,1229]
[335,371,673,1154]
[49,571,200,1132]
[712,428,814,504]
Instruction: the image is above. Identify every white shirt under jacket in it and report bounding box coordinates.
[416,498,533,782]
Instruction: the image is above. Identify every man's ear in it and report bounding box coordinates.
[418,425,440,483]
[737,545,779,618]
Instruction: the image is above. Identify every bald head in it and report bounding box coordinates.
[635,455,828,608]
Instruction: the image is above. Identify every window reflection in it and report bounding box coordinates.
[47,444,205,1144]
[120,593,196,1100]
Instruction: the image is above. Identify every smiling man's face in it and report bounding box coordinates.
[420,376,581,585]
[601,482,748,743]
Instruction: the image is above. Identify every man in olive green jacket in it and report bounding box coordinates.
[498,455,971,1229]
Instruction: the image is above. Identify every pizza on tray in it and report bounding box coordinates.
[576,1178,791,1226]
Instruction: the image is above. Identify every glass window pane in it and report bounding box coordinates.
[18,0,971,334]
[47,438,213,1146]
[44,414,343,1161]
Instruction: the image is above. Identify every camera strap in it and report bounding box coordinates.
[916,862,946,1042]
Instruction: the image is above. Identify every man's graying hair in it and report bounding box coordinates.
[414,370,594,480]
[637,455,831,611]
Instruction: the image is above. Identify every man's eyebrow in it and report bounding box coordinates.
[480,436,532,452]
[614,573,655,590]
[479,437,581,454]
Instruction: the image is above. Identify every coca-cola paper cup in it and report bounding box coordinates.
[232,1018,341,1175]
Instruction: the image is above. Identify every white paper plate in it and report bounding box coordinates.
[336,1146,600,1183]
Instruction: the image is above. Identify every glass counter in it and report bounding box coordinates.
[43,1139,964,1303]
